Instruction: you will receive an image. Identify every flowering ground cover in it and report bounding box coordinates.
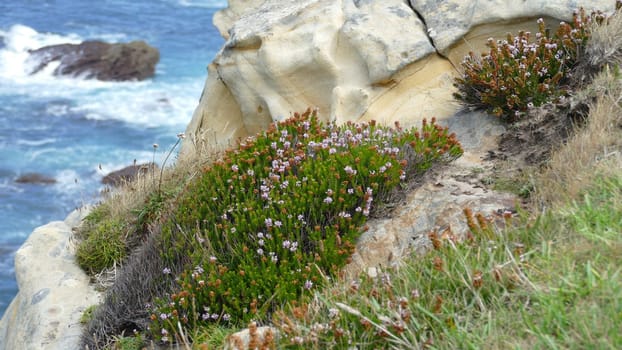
[147,109,462,342]
[453,8,608,121]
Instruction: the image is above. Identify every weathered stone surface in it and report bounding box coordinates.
[101,163,157,186]
[15,172,56,185]
[0,208,101,350]
[27,40,159,81]
[181,0,438,157]
[346,110,513,276]
[409,0,615,57]
[182,0,614,158]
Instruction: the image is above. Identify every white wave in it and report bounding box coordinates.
[28,148,57,162]
[53,169,80,186]
[16,138,57,147]
[0,180,24,195]
[0,24,123,91]
[45,103,70,117]
[178,0,228,8]
[71,80,201,127]
[0,24,201,128]
[0,24,82,79]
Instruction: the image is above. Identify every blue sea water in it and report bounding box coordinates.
[0,0,226,317]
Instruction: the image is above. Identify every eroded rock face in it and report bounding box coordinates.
[346,110,514,277]
[181,0,614,157]
[0,208,101,350]
[182,0,448,154]
[27,40,159,81]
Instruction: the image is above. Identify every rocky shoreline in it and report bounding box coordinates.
[0,208,100,350]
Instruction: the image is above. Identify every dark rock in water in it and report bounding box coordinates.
[15,173,57,185]
[27,40,159,81]
[102,163,157,186]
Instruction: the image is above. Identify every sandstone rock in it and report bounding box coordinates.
[346,109,513,277]
[0,208,101,350]
[181,0,441,157]
[101,163,157,186]
[15,173,56,185]
[27,40,159,81]
[181,0,614,158]
[409,0,615,62]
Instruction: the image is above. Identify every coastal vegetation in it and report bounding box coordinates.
[77,3,621,349]
[453,7,606,121]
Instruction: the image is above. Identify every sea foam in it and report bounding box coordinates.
[0,24,199,128]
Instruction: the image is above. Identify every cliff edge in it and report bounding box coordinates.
[0,208,101,350]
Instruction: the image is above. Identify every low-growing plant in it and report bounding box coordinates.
[453,8,606,121]
[107,333,145,350]
[272,171,622,349]
[272,208,532,349]
[76,211,128,274]
[76,133,189,275]
[80,305,98,324]
[147,109,463,344]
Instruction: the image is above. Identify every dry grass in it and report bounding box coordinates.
[576,6,622,82]
[97,154,202,225]
[537,69,622,206]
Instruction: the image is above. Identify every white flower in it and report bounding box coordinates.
[344,165,357,175]
[304,280,313,289]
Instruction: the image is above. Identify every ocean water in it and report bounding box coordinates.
[0,0,226,317]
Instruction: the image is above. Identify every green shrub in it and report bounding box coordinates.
[108,335,144,350]
[80,305,98,324]
[147,109,463,343]
[76,213,127,274]
[453,8,605,121]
